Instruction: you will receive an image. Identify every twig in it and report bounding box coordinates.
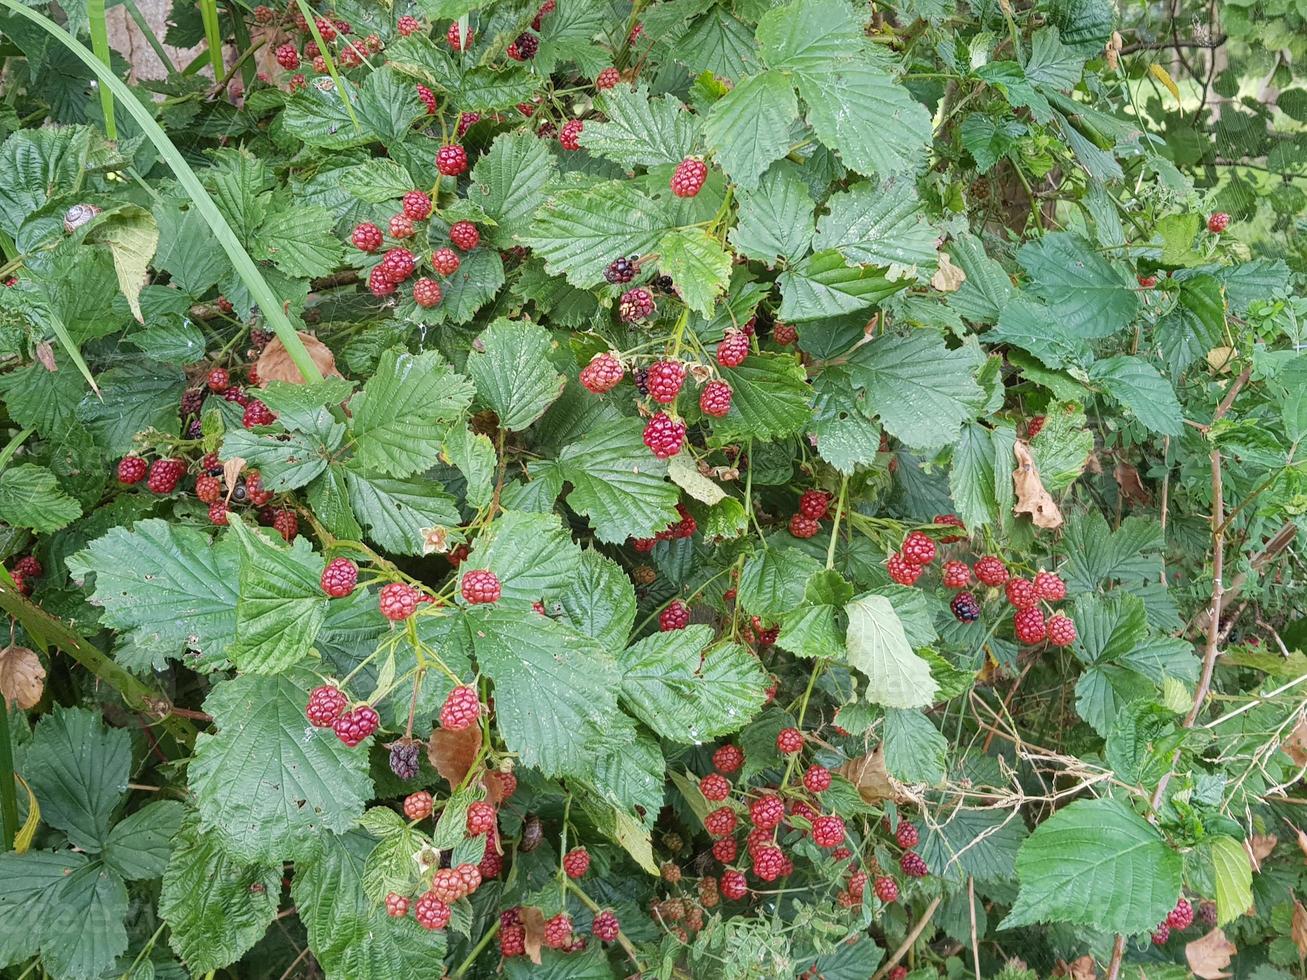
[871,896,942,980]
[968,876,982,980]
[1104,934,1127,979]
[276,945,311,980]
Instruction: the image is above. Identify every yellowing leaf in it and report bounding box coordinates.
[845,594,938,709]
[1149,63,1181,108]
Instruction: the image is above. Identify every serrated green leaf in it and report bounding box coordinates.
[882,708,947,784]
[846,593,938,708]
[1089,355,1183,436]
[103,800,183,881]
[657,228,732,315]
[76,360,185,455]
[0,851,88,968]
[713,353,813,441]
[557,548,637,648]
[344,467,462,556]
[466,318,565,431]
[948,423,1016,532]
[44,861,129,980]
[757,0,864,73]
[221,425,343,492]
[85,204,157,322]
[557,418,680,544]
[1207,835,1252,926]
[441,423,496,510]
[463,510,582,603]
[24,706,128,852]
[0,463,81,532]
[471,133,558,248]
[729,160,815,266]
[227,516,326,674]
[1018,233,1138,338]
[739,547,824,618]
[814,176,937,273]
[578,82,698,167]
[778,249,906,320]
[702,71,798,189]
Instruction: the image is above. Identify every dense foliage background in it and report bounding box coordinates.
[0,0,1303,976]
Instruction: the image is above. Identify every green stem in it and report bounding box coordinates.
[0,428,32,473]
[451,919,500,977]
[87,0,116,138]
[0,694,16,850]
[0,0,326,386]
[825,476,848,571]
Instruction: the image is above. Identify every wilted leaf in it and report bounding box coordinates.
[835,746,894,803]
[0,645,44,709]
[1185,928,1235,978]
[1113,460,1151,505]
[1246,834,1277,870]
[1283,716,1307,767]
[931,250,965,292]
[521,906,546,965]
[428,725,482,789]
[1013,440,1063,529]
[254,332,342,385]
[1294,902,1307,957]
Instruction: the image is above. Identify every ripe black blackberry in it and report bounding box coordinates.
[389,741,420,779]
[604,255,638,283]
[633,367,649,396]
[652,274,674,293]
[180,389,204,416]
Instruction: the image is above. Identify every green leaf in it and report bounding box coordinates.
[355,64,427,143]
[1002,798,1182,935]
[85,204,157,322]
[254,202,346,279]
[919,806,1027,884]
[441,423,496,510]
[349,349,474,478]
[948,423,1016,532]
[103,800,183,880]
[989,293,1091,369]
[881,708,947,784]
[338,159,416,202]
[24,705,128,852]
[739,547,824,618]
[293,831,446,980]
[757,0,864,73]
[1018,233,1139,338]
[0,463,81,532]
[0,362,86,439]
[190,672,374,862]
[947,232,1014,324]
[159,813,282,975]
[1280,355,1307,442]
[504,946,615,980]
[1074,664,1155,737]
[1071,592,1148,665]
[729,160,815,266]
[471,132,558,248]
[68,518,240,670]
[0,127,91,236]
[578,82,698,167]
[44,861,129,980]
[1159,273,1226,370]
[0,851,87,968]
[221,425,343,492]
[464,510,582,603]
[463,606,620,775]
[845,594,938,708]
[1024,27,1085,89]
[466,318,565,431]
[344,467,462,556]
[424,247,505,326]
[1060,511,1163,591]
[557,418,680,544]
[1207,835,1252,926]
[960,115,1025,173]
[619,625,767,741]
[778,249,907,320]
[847,330,982,450]
[702,71,799,189]
[227,516,326,674]
[521,181,673,287]
[813,176,937,274]
[713,353,813,442]
[677,7,760,81]
[1089,355,1183,436]
[557,549,637,649]
[585,729,665,828]
[810,366,881,474]
[658,228,732,315]
[1029,404,1093,492]
[76,360,185,455]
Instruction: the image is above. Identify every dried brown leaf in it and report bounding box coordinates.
[835,746,894,803]
[1294,901,1307,957]
[1013,440,1064,529]
[1246,833,1277,870]
[930,251,966,292]
[520,906,546,965]
[1283,716,1307,767]
[1185,928,1236,979]
[34,342,56,372]
[1051,956,1096,980]
[1293,823,1307,859]
[1113,460,1151,505]
[222,456,246,505]
[253,332,341,385]
[427,725,482,788]
[0,645,44,709]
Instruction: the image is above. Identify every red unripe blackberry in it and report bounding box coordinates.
[950,591,981,623]
[117,456,147,484]
[776,727,803,754]
[670,157,708,198]
[901,530,936,565]
[447,543,469,566]
[412,278,442,308]
[306,685,348,727]
[448,222,478,252]
[243,400,274,428]
[658,599,690,631]
[720,869,748,900]
[1138,274,1158,289]
[712,836,738,862]
[942,560,971,589]
[461,569,501,604]
[643,413,685,458]
[440,685,480,730]
[404,790,433,820]
[646,360,685,403]
[700,772,731,801]
[206,367,230,393]
[1033,570,1066,601]
[704,806,737,838]
[13,556,40,580]
[416,83,436,114]
[1013,607,1046,644]
[385,892,409,917]
[886,552,922,586]
[1005,577,1038,609]
[379,582,420,620]
[436,144,468,176]
[888,968,908,980]
[933,512,966,542]
[332,704,380,747]
[314,17,337,40]
[592,909,620,942]
[272,508,298,541]
[580,351,624,393]
[456,862,481,894]
[368,266,395,296]
[563,846,590,878]
[752,845,785,881]
[1151,923,1170,945]
[1166,897,1193,930]
[699,379,732,417]
[398,191,431,222]
[749,795,785,830]
[848,870,868,898]
[596,66,620,89]
[311,55,328,73]
[207,501,229,526]
[147,458,184,493]
[446,22,472,49]
[713,743,744,773]
[429,867,464,902]
[772,322,797,346]
[499,923,526,956]
[1026,415,1046,439]
[397,14,421,35]
[431,247,460,276]
[479,847,503,879]
[543,913,573,949]
[618,286,654,322]
[466,801,496,835]
[414,892,451,930]
[798,489,830,520]
[275,43,300,69]
[900,851,928,877]
[717,330,749,367]
[1046,614,1077,647]
[559,119,583,150]
[1207,212,1229,233]
[974,555,1009,586]
[895,820,919,848]
[874,876,899,902]
[320,557,358,598]
[811,814,845,847]
[803,764,831,793]
[379,247,416,283]
[789,513,820,539]
[389,214,415,240]
[194,474,222,504]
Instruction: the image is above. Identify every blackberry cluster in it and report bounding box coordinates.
[604,254,639,283]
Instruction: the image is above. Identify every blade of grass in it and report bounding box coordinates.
[226,0,256,90]
[198,0,225,80]
[293,0,361,132]
[49,310,100,395]
[0,0,325,384]
[87,0,116,138]
[0,694,15,850]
